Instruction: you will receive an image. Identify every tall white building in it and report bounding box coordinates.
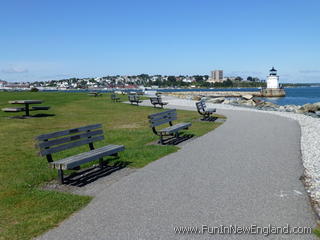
[207,70,223,83]
[266,67,279,89]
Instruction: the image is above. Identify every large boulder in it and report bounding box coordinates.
[243,99,256,106]
[253,98,263,105]
[222,99,234,104]
[192,95,202,101]
[302,103,319,113]
[208,97,225,104]
[242,94,253,100]
[284,105,300,112]
[313,102,320,108]
[260,101,279,109]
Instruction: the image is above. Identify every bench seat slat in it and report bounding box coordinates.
[205,108,216,113]
[50,144,125,170]
[159,122,191,134]
[39,135,104,156]
[36,124,102,141]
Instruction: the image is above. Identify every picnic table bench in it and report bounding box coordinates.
[2,100,50,117]
[148,109,192,144]
[35,124,125,184]
[128,94,142,105]
[111,93,120,102]
[88,92,102,97]
[150,97,168,108]
[196,100,216,121]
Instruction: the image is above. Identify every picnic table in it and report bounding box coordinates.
[2,100,50,117]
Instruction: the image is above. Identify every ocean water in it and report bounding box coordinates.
[263,87,320,106]
[158,87,320,106]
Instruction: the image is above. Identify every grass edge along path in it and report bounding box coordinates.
[0,92,225,240]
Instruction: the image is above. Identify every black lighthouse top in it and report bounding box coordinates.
[269,67,277,76]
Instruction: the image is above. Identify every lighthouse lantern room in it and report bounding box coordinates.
[266,67,279,89]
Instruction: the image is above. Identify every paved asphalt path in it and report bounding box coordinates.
[38,103,317,240]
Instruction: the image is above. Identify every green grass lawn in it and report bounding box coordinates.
[0,91,225,240]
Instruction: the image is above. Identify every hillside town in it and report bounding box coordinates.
[0,70,265,91]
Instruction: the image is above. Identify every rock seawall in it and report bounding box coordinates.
[166,89,285,99]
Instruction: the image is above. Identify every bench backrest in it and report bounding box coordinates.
[150,97,159,104]
[111,93,117,99]
[148,109,177,127]
[36,124,104,157]
[128,94,139,101]
[150,97,165,104]
[196,101,206,112]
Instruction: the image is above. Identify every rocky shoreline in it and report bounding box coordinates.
[205,95,320,118]
[165,88,285,98]
[170,92,320,118]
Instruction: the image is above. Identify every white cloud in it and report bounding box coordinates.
[1,67,29,74]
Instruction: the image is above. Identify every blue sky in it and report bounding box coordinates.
[0,0,319,83]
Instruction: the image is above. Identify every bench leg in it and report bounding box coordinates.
[175,132,179,139]
[58,169,64,184]
[159,134,164,145]
[99,158,104,168]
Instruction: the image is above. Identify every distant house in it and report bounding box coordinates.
[0,80,8,87]
[125,84,138,89]
[4,82,30,89]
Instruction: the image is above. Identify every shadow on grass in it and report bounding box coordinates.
[199,116,219,122]
[64,160,131,187]
[159,133,195,145]
[8,113,56,119]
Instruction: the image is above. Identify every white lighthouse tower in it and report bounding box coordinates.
[266,67,279,89]
[261,67,285,97]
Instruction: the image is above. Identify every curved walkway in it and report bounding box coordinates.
[38,105,316,240]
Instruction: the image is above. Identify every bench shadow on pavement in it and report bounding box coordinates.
[160,133,195,145]
[63,160,131,187]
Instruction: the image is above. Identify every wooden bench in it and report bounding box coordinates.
[196,100,216,121]
[111,93,120,102]
[148,109,192,144]
[128,94,142,105]
[35,124,125,184]
[150,97,168,108]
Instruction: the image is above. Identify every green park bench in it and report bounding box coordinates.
[148,109,192,145]
[128,94,142,105]
[111,93,120,102]
[35,124,125,184]
[196,100,216,121]
[149,97,168,108]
